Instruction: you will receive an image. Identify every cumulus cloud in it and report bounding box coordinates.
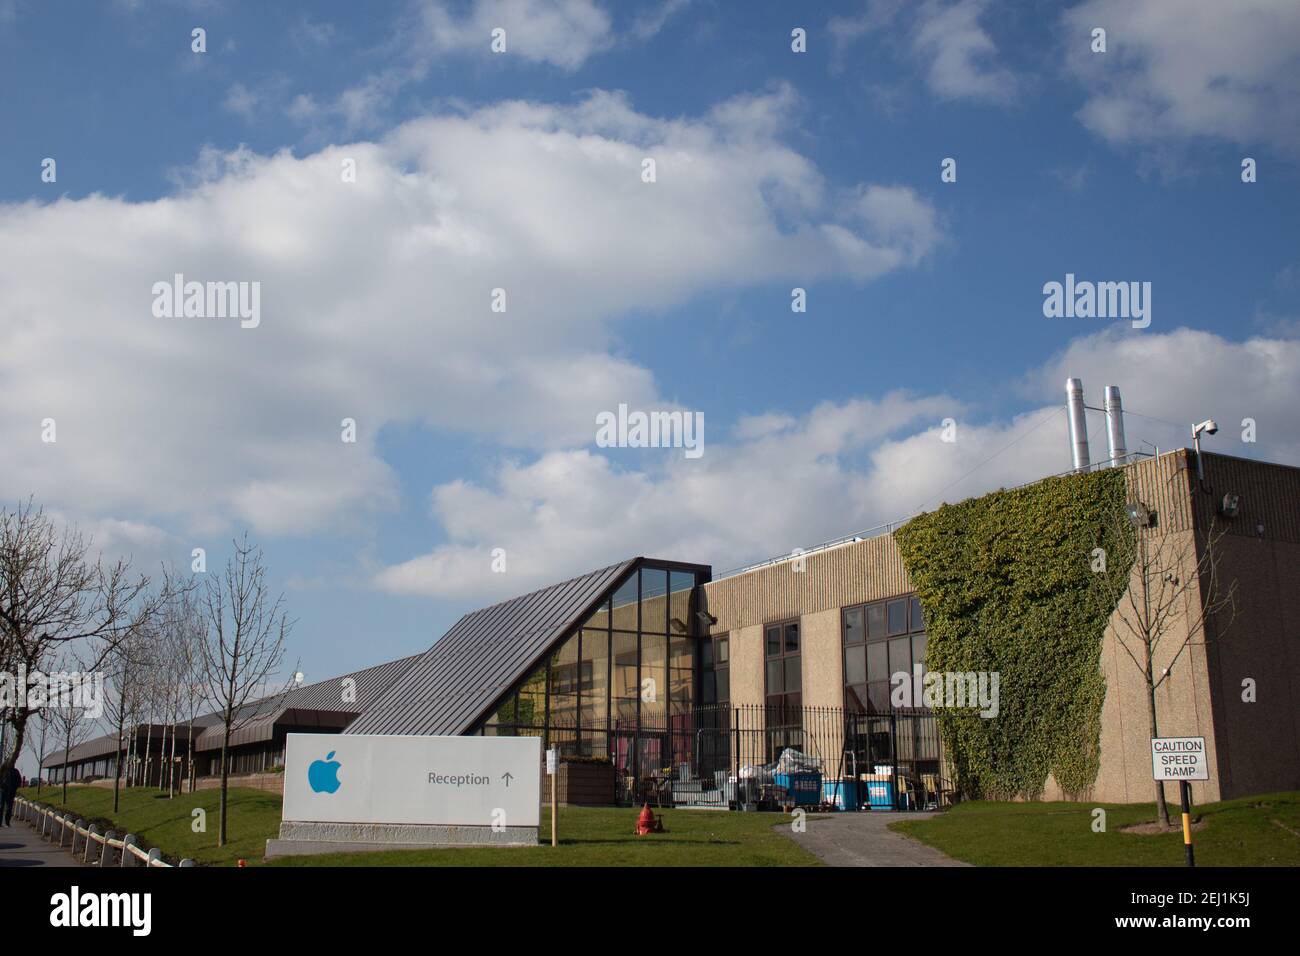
[1063,0,1300,153]
[0,89,941,539]
[913,0,1017,103]
[418,0,614,70]
[1033,326,1300,462]
[376,327,1300,602]
[372,391,964,600]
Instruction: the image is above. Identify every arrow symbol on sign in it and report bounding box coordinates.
[502,771,513,787]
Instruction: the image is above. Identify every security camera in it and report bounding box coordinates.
[1193,419,1218,436]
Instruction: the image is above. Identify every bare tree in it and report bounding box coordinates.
[199,535,295,846]
[1092,498,1238,827]
[166,587,207,795]
[22,706,49,792]
[102,629,150,812]
[45,658,97,804]
[0,500,167,779]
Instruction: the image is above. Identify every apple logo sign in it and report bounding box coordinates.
[308,751,342,794]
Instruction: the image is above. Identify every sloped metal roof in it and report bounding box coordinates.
[192,654,420,752]
[346,559,637,737]
[42,724,175,768]
[44,655,421,766]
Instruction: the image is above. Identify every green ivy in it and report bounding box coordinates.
[894,468,1134,799]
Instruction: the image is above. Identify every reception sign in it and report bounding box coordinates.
[282,733,541,828]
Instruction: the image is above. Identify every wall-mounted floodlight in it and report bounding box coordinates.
[1126,501,1153,528]
[1219,493,1241,519]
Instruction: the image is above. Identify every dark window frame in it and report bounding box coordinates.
[842,594,926,714]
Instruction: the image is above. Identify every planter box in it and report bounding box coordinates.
[552,761,615,806]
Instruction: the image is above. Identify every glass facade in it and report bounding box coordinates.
[473,562,708,777]
[843,594,927,713]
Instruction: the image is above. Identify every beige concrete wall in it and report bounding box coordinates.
[1050,451,1300,804]
[702,533,911,634]
[727,624,765,709]
[707,449,1300,805]
[702,534,905,714]
[1061,527,1222,804]
[801,608,845,710]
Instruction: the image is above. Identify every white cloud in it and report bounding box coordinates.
[1034,326,1300,462]
[913,0,1017,104]
[372,391,963,600]
[0,89,941,539]
[828,0,1016,104]
[1064,0,1300,153]
[375,327,1300,601]
[223,82,260,120]
[418,0,613,70]
[629,0,690,42]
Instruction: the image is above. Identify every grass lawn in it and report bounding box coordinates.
[270,806,821,867]
[18,784,283,867]
[20,786,819,867]
[890,791,1300,866]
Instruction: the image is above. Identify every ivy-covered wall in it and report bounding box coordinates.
[894,468,1134,799]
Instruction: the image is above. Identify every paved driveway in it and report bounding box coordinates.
[0,821,83,867]
[781,811,969,866]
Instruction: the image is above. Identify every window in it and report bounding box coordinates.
[843,595,926,713]
[468,563,705,769]
[701,634,729,706]
[764,621,795,717]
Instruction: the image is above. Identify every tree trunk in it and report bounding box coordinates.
[3,710,28,779]
[1145,654,1171,828]
[218,718,231,847]
[113,727,123,812]
[61,723,71,804]
[168,722,176,797]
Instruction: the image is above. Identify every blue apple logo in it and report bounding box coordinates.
[308,751,342,794]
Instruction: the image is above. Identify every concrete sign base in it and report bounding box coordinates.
[265,820,538,858]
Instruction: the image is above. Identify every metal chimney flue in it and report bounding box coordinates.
[1066,377,1091,473]
[1104,385,1127,467]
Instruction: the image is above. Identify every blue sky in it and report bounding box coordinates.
[2,0,1298,688]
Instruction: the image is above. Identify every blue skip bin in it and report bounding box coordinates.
[866,779,896,810]
[775,771,823,806]
[821,779,862,810]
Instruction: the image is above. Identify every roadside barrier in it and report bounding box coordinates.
[13,795,196,867]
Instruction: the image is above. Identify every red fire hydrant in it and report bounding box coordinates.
[635,804,665,835]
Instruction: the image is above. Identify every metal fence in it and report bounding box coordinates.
[13,795,195,867]
[610,704,950,811]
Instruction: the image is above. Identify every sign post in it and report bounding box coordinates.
[1151,736,1208,867]
[546,748,558,848]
